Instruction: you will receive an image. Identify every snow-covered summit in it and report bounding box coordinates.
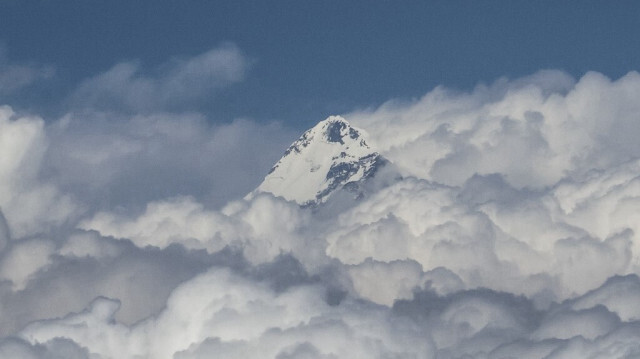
[252,116,387,205]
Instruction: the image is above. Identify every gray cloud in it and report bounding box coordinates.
[0,47,54,96]
[0,106,77,238]
[42,111,297,210]
[16,269,640,358]
[69,43,249,112]
[0,337,90,359]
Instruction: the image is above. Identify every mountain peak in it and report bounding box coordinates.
[314,116,359,144]
[284,116,370,155]
[251,116,387,205]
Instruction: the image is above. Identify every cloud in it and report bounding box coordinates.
[78,194,317,266]
[17,268,640,358]
[69,43,249,112]
[0,337,90,359]
[0,229,224,336]
[20,268,436,359]
[0,46,54,96]
[347,70,640,189]
[346,259,428,306]
[43,111,297,209]
[0,238,55,291]
[3,69,640,358]
[0,106,77,238]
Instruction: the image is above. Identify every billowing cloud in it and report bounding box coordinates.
[43,112,297,209]
[3,69,640,358]
[0,337,90,359]
[20,268,436,358]
[17,269,640,359]
[0,106,77,238]
[0,238,55,291]
[347,70,640,189]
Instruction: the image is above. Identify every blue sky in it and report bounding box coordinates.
[1,0,640,129]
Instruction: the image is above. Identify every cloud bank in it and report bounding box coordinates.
[2,69,640,358]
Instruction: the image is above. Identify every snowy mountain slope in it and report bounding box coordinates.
[251,116,388,205]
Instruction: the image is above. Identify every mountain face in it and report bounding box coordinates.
[252,116,388,205]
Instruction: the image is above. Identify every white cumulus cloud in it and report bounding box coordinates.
[3,69,640,358]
